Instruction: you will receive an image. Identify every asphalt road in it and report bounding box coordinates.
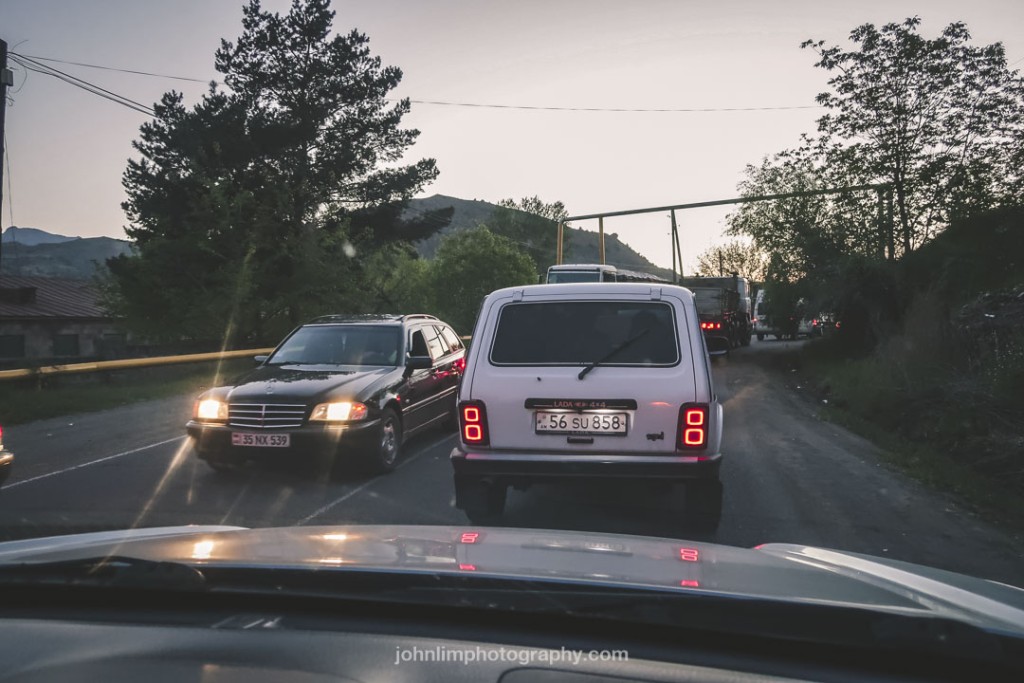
[2,337,1022,585]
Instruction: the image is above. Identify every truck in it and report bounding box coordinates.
[677,274,752,347]
[689,286,742,352]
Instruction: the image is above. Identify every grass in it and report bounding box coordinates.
[0,359,252,426]
[781,337,1024,533]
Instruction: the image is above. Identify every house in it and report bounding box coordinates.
[0,276,127,366]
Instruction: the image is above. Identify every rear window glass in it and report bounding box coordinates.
[546,270,603,283]
[490,301,680,366]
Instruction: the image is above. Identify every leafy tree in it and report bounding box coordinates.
[802,17,1024,253]
[489,196,569,274]
[694,240,769,281]
[429,227,537,334]
[106,0,447,345]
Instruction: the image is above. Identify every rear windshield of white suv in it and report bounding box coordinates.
[489,301,680,366]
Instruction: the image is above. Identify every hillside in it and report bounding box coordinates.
[1,226,79,246]
[3,196,672,280]
[0,234,133,278]
[407,194,672,278]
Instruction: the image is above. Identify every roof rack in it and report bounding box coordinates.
[308,313,403,324]
[400,314,439,322]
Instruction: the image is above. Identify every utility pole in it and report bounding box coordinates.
[718,249,723,277]
[0,39,11,277]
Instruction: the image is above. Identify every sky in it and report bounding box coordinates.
[2,0,1022,272]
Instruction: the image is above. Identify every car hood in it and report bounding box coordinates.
[0,524,1022,636]
[225,364,394,402]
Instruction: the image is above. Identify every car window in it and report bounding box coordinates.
[489,301,679,366]
[409,330,430,357]
[439,326,463,352]
[424,326,447,361]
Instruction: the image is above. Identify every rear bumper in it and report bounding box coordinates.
[450,448,721,482]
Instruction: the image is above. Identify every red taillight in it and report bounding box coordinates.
[679,547,700,562]
[460,401,489,446]
[677,403,708,450]
[680,580,700,588]
[453,357,466,373]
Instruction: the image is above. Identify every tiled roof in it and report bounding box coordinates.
[0,275,110,319]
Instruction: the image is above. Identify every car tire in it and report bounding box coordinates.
[756,333,765,341]
[367,408,401,474]
[456,477,507,524]
[682,480,722,534]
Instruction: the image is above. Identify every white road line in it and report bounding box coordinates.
[3,436,187,489]
[296,433,455,526]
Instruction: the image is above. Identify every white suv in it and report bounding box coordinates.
[450,283,724,531]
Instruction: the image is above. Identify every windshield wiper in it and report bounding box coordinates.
[578,328,649,380]
[0,556,206,591]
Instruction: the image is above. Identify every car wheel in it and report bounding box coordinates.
[456,477,507,524]
[756,333,764,341]
[368,408,401,474]
[682,480,722,534]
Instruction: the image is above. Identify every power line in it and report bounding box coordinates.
[12,52,820,114]
[395,99,822,113]
[9,54,155,116]
[16,53,212,84]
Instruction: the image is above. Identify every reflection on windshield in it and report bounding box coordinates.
[268,326,401,366]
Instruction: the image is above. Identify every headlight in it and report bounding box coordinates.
[310,401,368,422]
[194,398,228,421]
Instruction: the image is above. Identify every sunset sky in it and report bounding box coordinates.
[3,0,1022,270]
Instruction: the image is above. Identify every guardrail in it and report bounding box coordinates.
[0,348,275,382]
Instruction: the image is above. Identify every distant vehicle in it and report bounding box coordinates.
[690,286,741,352]
[754,291,819,340]
[0,425,12,487]
[545,263,671,284]
[678,274,752,346]
[450,282,725,531]
[187,314,466,477]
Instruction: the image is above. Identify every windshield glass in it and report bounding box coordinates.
[268,326,400,366]
[2,0,1023,667]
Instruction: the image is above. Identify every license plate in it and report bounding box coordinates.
[535,411,628,435]
[231,432,290,447]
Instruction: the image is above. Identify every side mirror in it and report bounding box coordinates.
[254,355,269,365]
[405,355,433,370]
[705,337,730,358]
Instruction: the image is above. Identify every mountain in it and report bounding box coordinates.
[1,226,79,246]
[0,232,133,279]
[406,194,673,279]
[1,197,672,280]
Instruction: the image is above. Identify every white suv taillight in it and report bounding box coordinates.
[677,403,708,450]
[459,401,490,446]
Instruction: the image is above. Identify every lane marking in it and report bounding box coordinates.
[295,433,455,526]
[2,436,187,490]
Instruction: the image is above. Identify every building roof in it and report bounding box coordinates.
[0,275,110,320]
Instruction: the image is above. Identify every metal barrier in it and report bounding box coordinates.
[0,348,275,382]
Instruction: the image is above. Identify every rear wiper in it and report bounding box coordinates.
[578,328,649,380]
[0,556,206,591]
